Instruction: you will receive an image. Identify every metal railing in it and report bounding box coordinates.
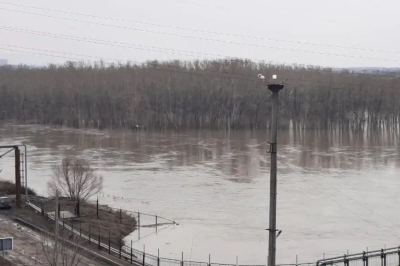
[25,200,346,266]
[317,247,400,266]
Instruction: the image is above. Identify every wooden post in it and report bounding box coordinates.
[80,220,82,237]
[181,252,184,266]
[15,146,21,208]
[58,202,61,218]
[97,198,99,219]
[41,203,44,216]
[120,208,122,224]
[89,224,91,245]
[156,214,158,234]
[208,254,211,266]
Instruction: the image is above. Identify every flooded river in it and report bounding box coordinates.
[0,123,399,264]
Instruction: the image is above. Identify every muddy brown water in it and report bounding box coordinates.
[0,123,399,264]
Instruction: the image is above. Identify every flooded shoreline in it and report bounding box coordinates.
[0,123,399,264]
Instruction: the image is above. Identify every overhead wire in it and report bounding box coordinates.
[3,44,400,91]
[0,7,399,63]
[2,25,400,82]
[0,25,267,78]
[0,1,399,55]
[0,45,260,82]
[0,25,238,60]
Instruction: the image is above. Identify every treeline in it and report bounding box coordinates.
[0,59,399,131]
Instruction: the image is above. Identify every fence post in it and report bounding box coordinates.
[58,202,61,218]
[208,254,211,266]
[97,198,99,219]
[296,255,298,266]
[77,199,80,217]
[181,252,184,266]
[120,208,122,224]
[62,213,65,228]
[344,255,349,266]
[41,203,44,216]
[98,228,101,249]
[108,230,111,254]
[89,224,91,245]
[363,251,368,266]
[158,249,160,266]
[381,249,386,266]
[156,214,158,234]
[80,220,82,237]
[142,245,145,266]
[138,212,141,240]
[119,235,122,259]
[131,240,133,264]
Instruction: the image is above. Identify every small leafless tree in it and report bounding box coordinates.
[41,228,85,266]
[48,158,103,201]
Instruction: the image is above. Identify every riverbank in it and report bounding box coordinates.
[0,180,136,245]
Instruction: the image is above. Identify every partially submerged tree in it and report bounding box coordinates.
[48,158,103,201]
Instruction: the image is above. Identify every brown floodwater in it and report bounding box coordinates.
[0,123,399,264]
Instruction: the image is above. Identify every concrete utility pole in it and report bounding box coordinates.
[267,79,284,266]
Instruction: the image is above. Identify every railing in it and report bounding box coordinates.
[317,247,400,266]
[26,200,318,266]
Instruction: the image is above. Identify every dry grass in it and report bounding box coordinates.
[28,197,136,246]
[0,180,37,196]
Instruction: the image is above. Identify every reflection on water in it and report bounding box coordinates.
[0,123,399,264]
[1,124,399,178]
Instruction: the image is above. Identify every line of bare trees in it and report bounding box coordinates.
[0,59,399,131]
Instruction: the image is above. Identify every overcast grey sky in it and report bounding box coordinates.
[0,0,399,67]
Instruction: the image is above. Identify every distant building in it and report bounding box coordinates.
[0,59,7,66]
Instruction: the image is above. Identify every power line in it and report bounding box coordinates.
[4,25,400,81]
[2,44,400,90]
[0,25,265,67]
[1,7,399,63]
[0,1,399,55]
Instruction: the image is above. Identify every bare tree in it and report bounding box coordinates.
[2,60,400,131]
[41,227,85,266]
[48,158,103,201]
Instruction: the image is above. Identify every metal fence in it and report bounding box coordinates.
[317,247,400,266]
[26,200,317,266]
[31,200,392,266]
